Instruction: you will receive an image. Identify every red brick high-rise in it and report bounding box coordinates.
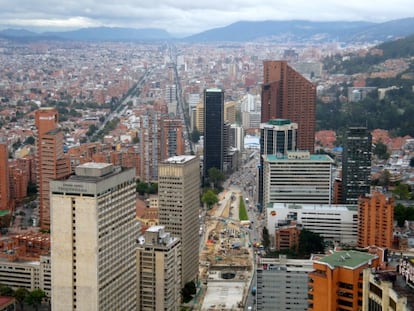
[0,142,10,211]
[261,60,316,153]
[36,108,71,229]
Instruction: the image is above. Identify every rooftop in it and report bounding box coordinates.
[269,203,358,212]
[163,155,196,164]
[317,250,376,269]
[265,153,334,162]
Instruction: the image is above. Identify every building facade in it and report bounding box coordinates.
[258,119,298,207]
[35,108,71,229]
[308,250,380,311]
[0,142,10,211]
[158,155,200,285]
[358,192,394,248]
[342,127,372,204]
[50,163,139,310]
[263,151,334,206]
[203,88,224,182]
[266,203,358,245]
[261,60,316,153]
[137,226,181,311]
[256,256,313,311]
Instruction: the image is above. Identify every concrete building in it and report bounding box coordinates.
[224,101,236,124]
[161,119,185,160]
[140,110,162,182]
[363,268,411,311]
[274,222,301,252]
[308,250,380,311]
[261,60,316,153]
[158,155,200,285]
[358,192,394,249]
[36,107,71,229]
[342,127,372,205]
[0,256,51,296]
[50,163,139,310]
[0,142,10,211]
[137,226,181,311]
[256,256,313,311]
[263,151,334,206]
[258,119,298,207]
[203,88,224,181]
[266,203,358,245]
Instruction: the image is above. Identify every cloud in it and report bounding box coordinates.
[0,0,413,35]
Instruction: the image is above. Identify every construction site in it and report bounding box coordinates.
[198,188,254,311]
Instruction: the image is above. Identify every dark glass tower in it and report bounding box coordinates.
[258,119,298,209]
[342,127,372,204]
[203,88,224,183]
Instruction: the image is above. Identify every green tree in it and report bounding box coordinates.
[378,170,391,188]
[148,182,158,194]
[393,183,411,200]
[24,136,35,145]
[136,181,149,196]
[395,203,407,227]
[14,288,29,311]
[0,284,14,296]
[181,281,196,303]
[262,227,271,250]
[373,141,389,160]
[201,189,218,210]
[298,229,324,258]
[190,128,200,143]
[25,289,46,311]
[207,167,225,190]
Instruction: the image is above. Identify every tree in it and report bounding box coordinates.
[181,281,196,303]
[190,128,200,143]
[298,229,324,258]
[25,289,46,311]
[0,284,14,296]
[207,167,225,190]
[136,181,149,196]
[378,170,391,188]
[24,136,35,145]
[373,141,389,160]
[262,227,271,250]
[14,288,29,311]
[393,183,411,200]
[201,189,218,210]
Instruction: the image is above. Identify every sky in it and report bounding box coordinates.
[0,0,413,36]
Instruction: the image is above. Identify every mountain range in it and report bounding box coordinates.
[1,18,414,43]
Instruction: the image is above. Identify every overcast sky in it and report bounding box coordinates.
[0,0,413,36]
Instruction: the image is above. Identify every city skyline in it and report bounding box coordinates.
[0,1,413,36]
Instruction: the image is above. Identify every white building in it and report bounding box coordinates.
[50,163,139,311]
[266,203,358,244]
[263,151,334,205]
[137,226,181,311]
[0,256,51,296]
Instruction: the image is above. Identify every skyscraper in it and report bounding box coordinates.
[258,119,298,208]
[158,155,200,285]
[203,88,224,182]
[35,107,70,229]
[261,60,316,153]
[0,141,10,211]
[137,226,181,310]
[50,163,139,310]
[342,127,372,204]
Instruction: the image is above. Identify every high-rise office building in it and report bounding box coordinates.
[342,127,372,204]
[158,155,200,285]
[161,119,185,160]
[262,151,334,206]
[50,163,139,310]
[203,88,224,181]
[137,226,181,311]
[35,107,70,229]
[258,119,298,207]
[261,60,316,153]
[358,192,394,248]
[0,141,10,211]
